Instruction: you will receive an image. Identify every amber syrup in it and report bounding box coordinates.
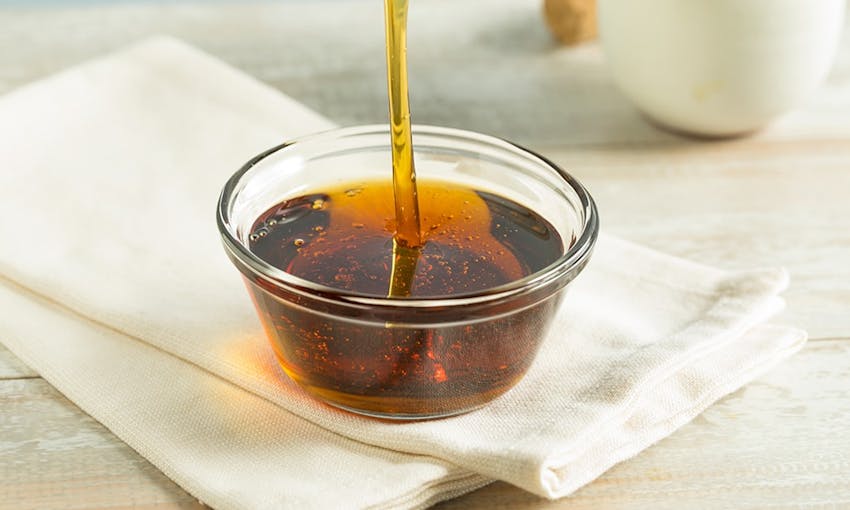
[243,0,566,416]
[247,180,564,415]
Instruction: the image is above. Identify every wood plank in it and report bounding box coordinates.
[439,339,850,509]
[0,377,205,510]
[0,344,36,379]
[2,341,848,509]
[0,0,848,148]
[545,141,850,340]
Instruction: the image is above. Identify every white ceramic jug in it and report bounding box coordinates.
[598,0,846,136]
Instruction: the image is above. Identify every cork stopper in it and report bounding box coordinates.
[543,0,598,46]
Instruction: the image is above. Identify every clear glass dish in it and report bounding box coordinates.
[217,125,599,419]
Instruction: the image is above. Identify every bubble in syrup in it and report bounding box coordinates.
[294,238,305,247]
[267,218,278,226]
[311,199,325,210]
[249,234,259,242]
[257,228,269,238]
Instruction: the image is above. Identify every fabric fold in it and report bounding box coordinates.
[0,280,490,510]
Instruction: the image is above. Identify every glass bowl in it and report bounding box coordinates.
[217,125,598,419]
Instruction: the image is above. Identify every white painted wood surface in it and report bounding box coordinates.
[1,0,849,508]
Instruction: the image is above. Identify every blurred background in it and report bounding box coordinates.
[0,0,788,148]
[0,0,847,147]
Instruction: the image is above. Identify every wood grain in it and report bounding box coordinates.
[0,378,204,510]
[547,141,850,340]
[1,0,848,148]
[1,0,849,508]
[0,344,36,379]
[3,341,848,509]
[438,340,850,509]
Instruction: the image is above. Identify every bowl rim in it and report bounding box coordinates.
[217,124,599,309]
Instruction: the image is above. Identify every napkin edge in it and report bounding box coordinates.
[538,324,808,499]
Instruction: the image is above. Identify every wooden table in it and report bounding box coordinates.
[2,1,849,508]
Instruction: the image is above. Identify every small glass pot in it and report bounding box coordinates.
[217,125,598,419]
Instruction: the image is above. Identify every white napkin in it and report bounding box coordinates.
[0,37,805,508]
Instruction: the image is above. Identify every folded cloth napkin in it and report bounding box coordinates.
[0,37,805,508]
